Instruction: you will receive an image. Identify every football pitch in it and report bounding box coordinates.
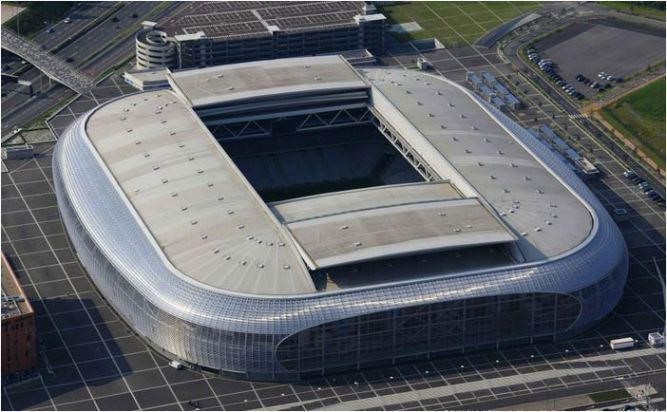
[380,1,541,46]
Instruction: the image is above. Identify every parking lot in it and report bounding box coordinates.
[534,20,665,98]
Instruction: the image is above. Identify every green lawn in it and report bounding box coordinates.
[589,388,632,403]
[380,1,541,46]
[601,77,666,169]
[600,1,666,21]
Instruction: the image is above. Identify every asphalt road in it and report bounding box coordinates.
[501,13,666,195]
[1,2,169,134]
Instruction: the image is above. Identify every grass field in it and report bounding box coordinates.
[601,77,666,169]
[379,1,541,46]
[600,1,666,21]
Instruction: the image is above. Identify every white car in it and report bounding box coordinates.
[63,17,71,23]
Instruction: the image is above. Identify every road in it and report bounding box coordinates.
[500,11,666,194]
[1,2,171,134]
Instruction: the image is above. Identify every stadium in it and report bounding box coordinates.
[53,55,628,381]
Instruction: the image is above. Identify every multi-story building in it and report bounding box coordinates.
[1,253,37,377]
[54,56,628,381]
[135,1,386,70]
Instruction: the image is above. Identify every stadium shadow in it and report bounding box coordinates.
[4,297,133,410]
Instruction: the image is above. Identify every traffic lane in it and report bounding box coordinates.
[34,2,114,50]
[81,2,184,77]
[1,85,74,133]
[505,31,666,194]
[59,2,156,62]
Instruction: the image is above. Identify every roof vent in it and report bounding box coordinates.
[120,117,126,121]
[188,156,195,161]
[550,203,557,208]
[227,86,234,91]
[207,182,214,188]
[440,124,447,129]
[460,114,466,119]
[484,137,490,143]
[340,225,349,230]
[497,150,504,155]
[241,260,247,266]
[428,113,434,117]
[471,126,477,130]
[478,162,485,166]
[247,235,254,240]
[201,234,208,240]
[227,209,234,215]
[212,248,220,254]
[534,227,542,232]
[258,263,264,269]
[546,220,552,225]
[135,140,141,145]
[314,76,321,81]
[521,231,528,236]
[181,206,188,211]
[169,131,176,135]
[510,162,518,167]
[133,188,140,193]
[224,256,231,261]
[170,192,178,197]
[438,212,446,217]
[405,90,411,94]
[278,242,285,247]
[500,211,506,216]
[161,120,167,124]
[283,264,290,270]
[196,169,204,174]
[453,228,461,233]
[465,149,472,154]
[178,143,186,148]
[161,178,168,184]
[354,241,362,247]
[217,196,224,201]
[416,101,422,106]
[152,165,160,171]
[536,189,544,194]
[237,224,245,230]
[436,90,442,96]
[503,188,511,193]
[489,175,496,180]
[449,102,455,107]
[190,220,198,225]
[524,176,530,181]
[143,153,150,158]
[452,137,458,142]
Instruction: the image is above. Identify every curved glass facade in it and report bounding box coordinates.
[53,81,628,381]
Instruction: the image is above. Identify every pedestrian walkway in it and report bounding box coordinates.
[1,28,95,94]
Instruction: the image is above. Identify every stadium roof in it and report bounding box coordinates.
[82,58,594,296]
[160,1,378,40]
[361,68,593,260]
[271,183,517,269]
[85,91,316,295]
[168,55,366,108]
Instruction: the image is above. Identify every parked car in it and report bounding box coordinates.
[623,170,636,178]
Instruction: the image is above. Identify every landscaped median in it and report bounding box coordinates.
[597,76,666,172]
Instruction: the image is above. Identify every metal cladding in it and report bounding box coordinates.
[53,58,628,381]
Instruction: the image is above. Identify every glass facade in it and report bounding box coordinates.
[276,292,581,377]
[53,80,628,381]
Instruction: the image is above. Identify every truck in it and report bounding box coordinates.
[610,337,635,350]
